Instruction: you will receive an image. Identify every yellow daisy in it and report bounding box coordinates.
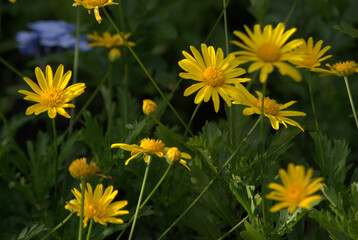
[73,0,118,24]
[232,84,306,131]
[178,43,250,113]
[315,60,358,77]
[111,138,166,165]
[65,183,129,227]
[18,65,86,119]
[165,147,192,171]
[87,31,135,49]
[142,99,158,116]
[68,158,100,181]
[266,163,324,214]
[231,23,303,83]
[290,37,332,70]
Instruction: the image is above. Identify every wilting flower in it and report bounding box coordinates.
[65,183,129,227]
[232,85,306,131]
[266,163,324,214]
[73,0,118,24]
[68,158,100,180]
[111,138,166,165]
[178,43,250,112]
[18,65,86,119]
[142,99,157,116]
[315,60,358,77]
[16,20,90,58]
[231,23,303,83]
[166,147,191,171]
[290,37,332,70]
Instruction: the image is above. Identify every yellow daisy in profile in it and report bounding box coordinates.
[232,85,306,131]
[68,157,100,181]
[166,147,192,171]
[290,37,332,70]
[65,183,129,227]
[111,138,166,165]
[178,43,250,113]
[87,31,135,49]
[231,23,303,83]
[315,60,358,77]
[18,65,86,119]
[266,163,324,214]
[73,0,118,24]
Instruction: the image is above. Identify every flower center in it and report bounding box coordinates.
[202,66,225,87]
[257,43,281,62]
[41,88,63,107]
[332,61,358,76]
[86,0,107,5]
[140,138,165,154]
[286,186,304,204]
[254,97,280,116]
[302,54,318,68]
[85,202,105,218]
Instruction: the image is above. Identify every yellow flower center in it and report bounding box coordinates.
[302,54,318,68]
[41,88,63,107]
[85,202,105,218]
[140,138,165,154]
[257,43,281,62]
[286,186,304,204]
[86,0,107,5]
[202,66,225,87]
[68,158,100,180]
[331,61,358,76]
[254,97,280,116]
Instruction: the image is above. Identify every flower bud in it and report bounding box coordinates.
[68,157,100,180]
[166,147,181,164]
[109,48,121,62]
[142,99,157,116]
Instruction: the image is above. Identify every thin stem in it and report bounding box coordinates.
[69,8,81,134]
[204,0,231,43]
[217,215,248,240]
[116,165,172,240]
[184,102,202,138]
[78,180,86,240]
[157,120,259,240]
[0,56,24,78]
[40,212,74,240]
[103,8,193,136]
[85,220,94,240]
[344,76,358,130]
[52,119,59,201]
[307,71,325,171]
[128,156,152,240]
[284,0,298,25]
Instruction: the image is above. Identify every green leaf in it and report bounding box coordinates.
[17,224,47,240]
[240,220,265,240]
[333,25,358,38]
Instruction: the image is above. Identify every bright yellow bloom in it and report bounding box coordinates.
[290,37,332,70]
[142,99,157,116]
[315,60,358,77]
[178,43,250,112]
[266,163,324,214]
[166,147,192,171]
[18,65,86,119]
[65,183,129,227]
[73,0,118,24]
[231,23,303,83]
[87,31,135,48]
[68,158,100,180]
[232,84,306,131]
[9,0,16,3]
[111,138,166,165]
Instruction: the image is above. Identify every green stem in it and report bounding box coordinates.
[128,156,152,240]
[116,165,172,240]
[40,212,74,240]
[69,8,81,134]
[343,76,358,130]
[217,215,248,240]
[184,102,202,138]
[0,56,24,78]
[103,8,193,136]
[78,180,86,240]
[307,71,325,171]
[284,0,298,25]
[204,0,231,43]
[85,220,94,240]
[52,119,59,201]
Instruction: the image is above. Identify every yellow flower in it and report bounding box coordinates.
[178,43,250,113]
[315,60,358,77]
[166,147,192,171]
[9,0,16,3]
[65,183,129,227]
[232,85,306,131]
[231,23,303,83]
[68,158,100,180]
[266,163,324,214]
[18,65,86,119]
[290,37,332,70]
[111,138,166,165]
[142,99,158,116]
[87,31,135,48]
[109,48,121,62]
[73,0,118,24]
